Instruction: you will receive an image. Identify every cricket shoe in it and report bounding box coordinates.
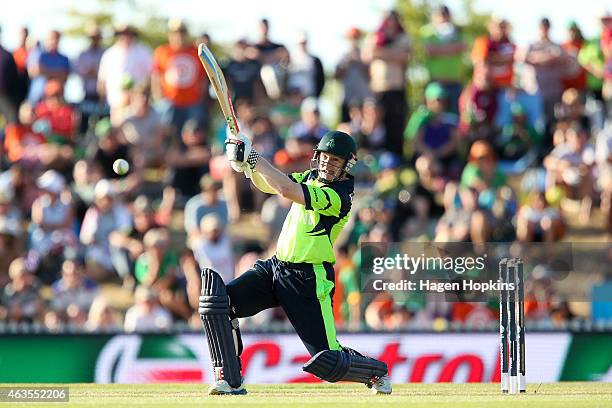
[207,380,247,395]
[370,374,392,395]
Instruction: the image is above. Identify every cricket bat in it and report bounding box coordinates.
[197,43,240,136]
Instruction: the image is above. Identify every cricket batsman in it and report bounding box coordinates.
[198,130,391,395]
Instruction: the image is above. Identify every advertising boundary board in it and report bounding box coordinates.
[0,333,610,383]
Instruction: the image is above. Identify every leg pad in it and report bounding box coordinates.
[199,268,242,388]
[303,349,388,384]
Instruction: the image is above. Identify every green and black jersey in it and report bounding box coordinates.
[276,170,354,265]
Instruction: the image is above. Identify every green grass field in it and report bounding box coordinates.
[3,383,612,408]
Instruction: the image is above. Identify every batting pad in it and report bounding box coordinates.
[199,268,243,388]
[303,349,388,384]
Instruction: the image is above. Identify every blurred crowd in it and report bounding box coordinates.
[0,7,611,333]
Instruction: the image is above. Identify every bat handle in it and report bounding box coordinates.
[227,117,240,136]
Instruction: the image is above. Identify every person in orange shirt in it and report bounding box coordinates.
[3,103,46,166]
[12,27,29,74]
[152,19,207,137]
[471,17,516,90]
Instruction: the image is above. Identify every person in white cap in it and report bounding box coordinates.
[80,179,131,279]
[189,213,234,282]
[30,170,77,283]
[124,285,172,332]
[97,23,152,124]
[287,32,325,98]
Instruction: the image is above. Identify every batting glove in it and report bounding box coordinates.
[225,133,260,170]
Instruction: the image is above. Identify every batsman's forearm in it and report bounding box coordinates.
[254,158,305,204]
[250,170,278,194]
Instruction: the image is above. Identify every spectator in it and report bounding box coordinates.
[85,295,121,332]
[602,13,612,112]
[495,102,542,161]
[34,79,78,145]
[43,310,63,332]
[461,140,507,192]
[25,39,43,103]
[522,18,566,129]
[288,97,329,141]
[166,119,211,200]
[346,198,378,248]
[75,23,105,102]
[334,246,361,331]
[2,164,38,216]
[88,118,131,180]
[435,184,479,243]
[420,5,466,113]
[65,303,88,327]
[269,86,304,139]
[109,195,160,287]
[124,286,172,332]
[365,291,411,330]
[189,213,234,283]
[261,195,292,243]
[98,24,152,124]
[133,228,191,320]
[226,98,256,140]
[121,83,166,169]
[38,30,70,84]
[335,27,372,122]
[70,159,103,222]
[376,153,442,240]
[516,191,565,242]
[27,30,70,103]
[254,18,290,99]
[554,88,589,127]
[411,83,460,177]
[459,64,498,139]
[3,103,47,168]
[460,141,510,246]
[0,171,23,226]
[577,31,605,106]
[152,19,207,135]
[224,39,264,104]
[273,132,317,174]
[184,175,228,238]
[0,26,20,123]
[0,214,23,287]
[471,17,516,90]
[80,179,131,279]
[595,124,612,235]
[195,32,211,49]
[0,258,43,323]
[251,114,283,161]
[11,26,30,108]
[363,10,412,154]
[337,99,363,137]
[544,122,595,223]
[353,98,386,151]
[30,170,77,283]
[287,32,325,98]
[12,26,30,77]
[562,21,587,93]
[134,228,178,291]
[50,259,99,313]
